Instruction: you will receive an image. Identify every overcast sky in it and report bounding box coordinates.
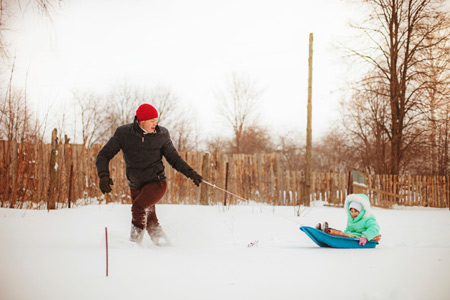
[6,0,362,141]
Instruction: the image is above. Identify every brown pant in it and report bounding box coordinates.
[130,181,167,229]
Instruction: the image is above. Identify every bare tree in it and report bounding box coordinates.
[147,85,196,151]
[72,90,104,147]
[103,81,143,131]
[277,130,305,171]
[215,72,264,153]
[0,62,35,141]
[149,85,178,125]
[436,104,449,175]
[341,73,392,173]
[276,127,354,173]
[94,81,149,143]
[170,115,197,151]
[0,87,33,141]
[238,125,274,154]
[204,124,274,155]
[1,0,63,61]
[414,23,450,175]
[347,0,450,174]
[312,128,355,173]
[96,83,196,150]
[204,135,232,154]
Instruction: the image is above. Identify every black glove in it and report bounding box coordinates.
[187,170,202,187]
[99,172,113,194]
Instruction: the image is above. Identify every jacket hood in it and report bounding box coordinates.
[344,194,373,219]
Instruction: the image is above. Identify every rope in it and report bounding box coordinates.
[202,180,251,203]
[202,180,306,226]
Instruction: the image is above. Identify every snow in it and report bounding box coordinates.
[1,203,449,300]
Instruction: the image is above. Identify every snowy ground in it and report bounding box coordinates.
[1,202,449,300]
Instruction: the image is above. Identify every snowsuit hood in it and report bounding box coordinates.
[344,193,373,219]
[343,194,380,241]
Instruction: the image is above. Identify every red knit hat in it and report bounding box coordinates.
[136,104,158,121]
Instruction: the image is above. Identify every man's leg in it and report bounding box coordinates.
[130,181,167,243]
[146,205,159,229]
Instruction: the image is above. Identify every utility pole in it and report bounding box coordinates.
[305,33,313,207]
[48,128,58,210]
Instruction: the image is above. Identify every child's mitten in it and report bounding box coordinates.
[359,236,368,246]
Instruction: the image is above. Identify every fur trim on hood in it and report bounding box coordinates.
[344,194,373,218]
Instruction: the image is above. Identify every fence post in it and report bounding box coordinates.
[223,162,229,206]
[9,141,18,207]
[68,164,74,208]
[275,154,282,205]
[199,152,210,205]
[347,170,352,195]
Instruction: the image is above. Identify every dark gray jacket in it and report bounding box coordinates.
[96,118,193,189]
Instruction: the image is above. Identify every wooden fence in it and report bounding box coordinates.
[352,173,450,208]
[0,140,449,209]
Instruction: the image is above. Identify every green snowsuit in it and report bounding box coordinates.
[344,194,380,241]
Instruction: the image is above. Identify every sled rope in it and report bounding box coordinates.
[202,180,304,226]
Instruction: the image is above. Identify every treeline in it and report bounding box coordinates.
[0,81,449,183]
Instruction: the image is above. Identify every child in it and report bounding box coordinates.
[316,193,381,245]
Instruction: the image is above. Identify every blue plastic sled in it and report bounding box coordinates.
[300,226,379,249]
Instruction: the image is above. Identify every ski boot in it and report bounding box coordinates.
[323,222,330,234]
[315,222,331,233]
[315,223,322,230]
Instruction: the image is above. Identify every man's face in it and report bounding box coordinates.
[139,118,158,133]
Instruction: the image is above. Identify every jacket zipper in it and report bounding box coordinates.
[141,135,145,172]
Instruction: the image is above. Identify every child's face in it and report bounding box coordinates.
[350,208,360,219]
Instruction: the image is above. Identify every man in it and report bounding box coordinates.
[96,103,202,246]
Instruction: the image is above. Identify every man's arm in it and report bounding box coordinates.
[96,128,122,175]
[161,130,202,186]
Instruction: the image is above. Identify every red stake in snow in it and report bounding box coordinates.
[105,227,109,277]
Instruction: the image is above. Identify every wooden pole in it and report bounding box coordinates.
[48,128,58,210]
[304,32,313,206]
[200,152,210,205]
